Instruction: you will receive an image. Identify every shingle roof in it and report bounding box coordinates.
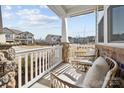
[3,27,22,34]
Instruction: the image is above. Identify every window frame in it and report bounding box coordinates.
[98,16,104,43]
[108,5,124,43]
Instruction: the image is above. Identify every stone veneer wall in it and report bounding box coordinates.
[95,44,124,83]
[0,45,16,88]
[62,43,70,63]
[95,44,124,65]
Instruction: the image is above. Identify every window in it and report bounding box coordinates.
[6,34,10,38]
[28,37,32,39]
[98,17,104,42]
[108,6,124,42]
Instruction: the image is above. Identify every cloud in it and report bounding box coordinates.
[2,12,13,19]
[16,8,59,27]
[39,5,48,9]
[16,9,40,15]
[17,6,22,9]
[5,5,12,10]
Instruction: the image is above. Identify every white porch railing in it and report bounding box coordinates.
[15,45,63,88]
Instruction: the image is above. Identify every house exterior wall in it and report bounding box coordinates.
[96,6,124,85]
[45,35,61,45]
[18,32,34,45]
[3,28,34,45]
[4,28,15,42]
[0,34,6,43]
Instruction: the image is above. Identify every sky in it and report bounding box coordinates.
[1,5,95,39]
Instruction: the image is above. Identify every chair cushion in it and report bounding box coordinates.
[58,74,76,85]
[58,68,86,86]
[82,56,109,88]
[64,68,83,81]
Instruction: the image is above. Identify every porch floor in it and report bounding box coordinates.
[30,63,72,88]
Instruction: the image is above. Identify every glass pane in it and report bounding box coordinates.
[98,17,104,42]
[110,6,124,41]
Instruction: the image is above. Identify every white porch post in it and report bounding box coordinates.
[0,6,6,43]
[0,6,3,33]
[61,17,70,63]
[95,6,98,44]
[104,5,109,44]
[61,17,69,43]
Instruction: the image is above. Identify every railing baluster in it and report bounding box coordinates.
[59,47,61,62]
[25,54,28,84]
[49,49,51,68]
[46,50,47,70]
[30,53,33,80]
[16,45,63,88]
[48,49,50,70]
[54,48,56,65]
[51,49,53,67]
[42,51,44,73]
[39,52,41,74]
[35,52,38,77]
[18,56,22,88]
[55,48,57,64]
[60,46,62,62]
[57,48,59,62]
[52,48,55,66]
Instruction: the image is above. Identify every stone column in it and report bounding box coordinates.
[62,42,70,63]
[0,45,17,88]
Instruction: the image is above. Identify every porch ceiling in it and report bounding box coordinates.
[48,5,103,18]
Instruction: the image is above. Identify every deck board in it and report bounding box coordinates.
[30,63,71,88]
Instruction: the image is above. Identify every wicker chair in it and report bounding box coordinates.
[50,56,119,88]
[68,48,98,72]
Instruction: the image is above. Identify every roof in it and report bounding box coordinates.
[3,27,34,35]
[48,5,103,17]
[3,27,22,34]
[46,34,95,38]
[18,31,34,36]
[46,34,61,38]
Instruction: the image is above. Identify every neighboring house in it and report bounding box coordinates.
[45,34,75,45]
[17,32,34,45]
[45,34,95,45]
[3,27,34,45]
[35,39,50,45]
[45,34,61,45]
[73,36,95,44]
[68,37,75,43]
[3,27,21,43]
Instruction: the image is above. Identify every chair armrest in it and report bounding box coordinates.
[80,55,95,57]
[70,59,92,72]
[50,73,80,88]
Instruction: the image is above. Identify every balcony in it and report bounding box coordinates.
[0,5,124,88]
[14,45,62,88]
[12,44,96,88]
